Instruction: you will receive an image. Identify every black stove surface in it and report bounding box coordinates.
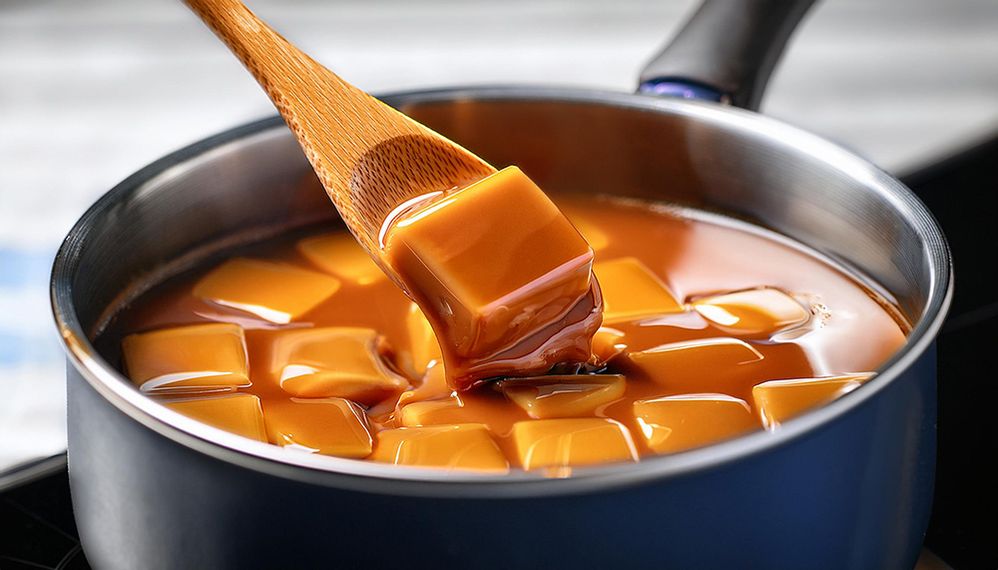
[0,466,86,569]
[1,135,995,570]
[908,133,998,570]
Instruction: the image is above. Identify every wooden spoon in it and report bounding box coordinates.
[183,0,496,266]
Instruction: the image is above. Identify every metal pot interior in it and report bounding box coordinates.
[52,87,951,485]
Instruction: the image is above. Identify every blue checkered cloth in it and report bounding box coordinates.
[0,246,68,472]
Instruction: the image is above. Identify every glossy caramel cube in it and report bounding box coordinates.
[403,303,442,378]
[263,397,372,457]
[633,394,757,454]
[121,323,249,393]
[398,397,464,427]
[625,338,763,388]
[164,393,267,442]
[512,418,638,470]
[693,287,809,337]
[297,232,386,286]
[370,424,509,473]
[383,166,597,388]
[499,374,626,419]
[753,373,872,428]
[268,327,408,405]
[395,361,454,409]
[593,257,682,322]
[591,326,626,362]
[193,258,340,324]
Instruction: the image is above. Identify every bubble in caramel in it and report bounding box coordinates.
[107,196,907,474]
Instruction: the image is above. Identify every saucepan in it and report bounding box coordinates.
[51,1,951,568]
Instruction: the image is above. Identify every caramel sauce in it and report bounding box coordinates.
[102,195,908,474]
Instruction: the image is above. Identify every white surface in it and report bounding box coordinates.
[0,0,996,471]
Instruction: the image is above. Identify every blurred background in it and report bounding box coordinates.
[0,0,996,566]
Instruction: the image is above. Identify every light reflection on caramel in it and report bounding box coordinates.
[105,196,907,472]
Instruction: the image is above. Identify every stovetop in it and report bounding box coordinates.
[1,135,994,570]
[910,134,998,570]
[0,463,87,570]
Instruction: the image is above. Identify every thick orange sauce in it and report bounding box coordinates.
[102,196,908,474]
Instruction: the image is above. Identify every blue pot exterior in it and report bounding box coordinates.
[67,345,936,570]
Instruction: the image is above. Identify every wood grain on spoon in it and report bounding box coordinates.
[183,0,496,264]
[183,0,604,390]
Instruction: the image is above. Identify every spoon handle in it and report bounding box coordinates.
[184,0,410,182]
[183,0,493,255]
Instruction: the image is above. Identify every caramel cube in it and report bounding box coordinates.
[511,418,638,470]
[593,257,683,322]
[383,166,599,388]
[395,361,453,409]
[499,374,626,419]
[122,323,249,393]
[402,303,442,378]
[297,233,386,286]
[693,287,809,337]
[591,326,626,362]
[263,397,373,457]
[398,397,465,427]
[370,424,509,473]
[164,393,267,442]
[193,258,340,324]
[753,373,872,428]
[633,394,757,454]
[268,327,408,405]
[625,338,763,389]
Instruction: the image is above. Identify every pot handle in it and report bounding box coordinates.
[638,0,816,110]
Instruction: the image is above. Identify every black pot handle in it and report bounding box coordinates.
[638,0,817,110]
